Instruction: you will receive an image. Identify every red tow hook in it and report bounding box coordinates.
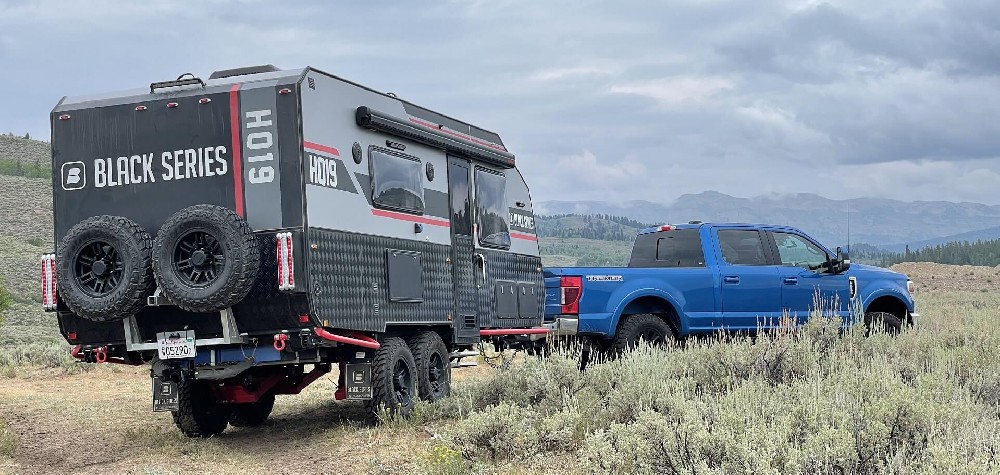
[273,333,289,351]
[71,345,85,360]
[93,346,108,363]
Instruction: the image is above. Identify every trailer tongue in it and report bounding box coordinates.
[46,65,546,436]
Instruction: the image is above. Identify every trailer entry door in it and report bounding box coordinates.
[448,158,479,343]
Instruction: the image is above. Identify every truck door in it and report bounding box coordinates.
[767,231,850,325]
[716,229,782,331]
[448,158,479,343]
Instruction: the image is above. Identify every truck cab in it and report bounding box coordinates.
[544,223,918,349]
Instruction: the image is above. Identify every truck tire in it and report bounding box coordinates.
[864,311,902,335]
[172,379,231,438]
[407,331,451,402]
[612,314,672,354]
[153,205,259,313]
[228,394,275,427]
[364,337,417,423]
[56,215,155,321]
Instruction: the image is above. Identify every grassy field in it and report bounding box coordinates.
[2,289,999,474]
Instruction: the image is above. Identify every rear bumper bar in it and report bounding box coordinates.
[542,317,579,336]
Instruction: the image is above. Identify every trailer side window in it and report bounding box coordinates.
[474,168,510,249]
[371,149,424,214]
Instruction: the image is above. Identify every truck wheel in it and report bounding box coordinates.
[612,314,672,353]
[57,215,155,321]
[228,394,275,427]
[407,331,451,402]
[364,337,417,423]
[153,205,259,313]
[864,311,902,335]
[172,379,231,438]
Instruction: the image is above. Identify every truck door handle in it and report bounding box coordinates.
[723,276,740,284]
[783,277,798,285]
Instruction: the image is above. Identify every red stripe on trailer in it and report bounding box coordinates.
[510,232,538,242]
[480,328,549,336]
[229,83,245,217]
[303,141,340,156]
[371,208,450,227]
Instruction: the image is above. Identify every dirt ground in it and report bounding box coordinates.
[889,262,1000,293]
[0,364,495,475]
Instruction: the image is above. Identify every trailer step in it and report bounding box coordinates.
[451,360,478,368]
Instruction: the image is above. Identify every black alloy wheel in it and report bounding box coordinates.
[393,359,414,409]
[172,230,225,288]
[74,240,124,297]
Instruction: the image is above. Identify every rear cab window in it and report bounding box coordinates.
[629,229,705,267]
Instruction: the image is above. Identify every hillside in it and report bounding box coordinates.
[539,192,1000,249]
[0,134,49,166]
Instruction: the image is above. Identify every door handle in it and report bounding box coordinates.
[723,276,740,284]
[783,277,798,285]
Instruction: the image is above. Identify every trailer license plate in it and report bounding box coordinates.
[157,331,195,360]
[344,363,373,400]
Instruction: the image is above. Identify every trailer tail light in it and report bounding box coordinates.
[560,276,582,314]
[276,232,294,290]
[41,254,57,311]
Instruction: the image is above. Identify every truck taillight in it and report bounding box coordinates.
[276,232,294,291]
[41,254,57,311]
[560,276,582,314]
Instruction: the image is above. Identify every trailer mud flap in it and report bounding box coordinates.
[152,375,179,412]
[344,363,373,400]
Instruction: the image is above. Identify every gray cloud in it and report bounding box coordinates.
[1,0,998,204]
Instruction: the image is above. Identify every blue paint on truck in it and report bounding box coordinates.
[543,223,918,343]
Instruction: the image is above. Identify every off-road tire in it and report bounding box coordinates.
[153,205,259,313]
[172,379,231,438]
[864,311,902,336]
[407,331,451,402]
[228,394,275,427]
[612,313,673,354]
[364,337,417,424]
[56,215,154,321]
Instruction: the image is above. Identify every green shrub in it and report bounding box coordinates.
[0,158,50,179]
[0,421,15,459]
[0,276,11,327]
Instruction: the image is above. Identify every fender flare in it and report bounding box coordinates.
[608,287,688,337]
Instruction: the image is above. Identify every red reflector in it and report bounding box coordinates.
[659,225,672,231]
[298,315,310,323]
[277,232,295,290]
[560,276,583,314]
[198,97,211,104]
[278,88,292,95]
[135,105,147,111]
[58,114,71,120]
[67,332,77,341]
[167,102,179,108]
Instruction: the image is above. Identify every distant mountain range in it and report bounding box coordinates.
[537,191,1000,249]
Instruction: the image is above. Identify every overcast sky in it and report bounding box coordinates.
[2,0,999,205]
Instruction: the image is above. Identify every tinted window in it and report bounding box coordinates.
[773,232,828,270]
[449,162,472,236]
[629,229,705,267]
[371,150,424,213]
[718,230,769,266]
[474,168,509,248]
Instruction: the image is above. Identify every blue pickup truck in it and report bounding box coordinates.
[543,223,918,351]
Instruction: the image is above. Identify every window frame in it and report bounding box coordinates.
[368,146,425,215]
[473,166,511,250]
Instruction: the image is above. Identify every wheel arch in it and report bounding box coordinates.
[613,292,684,337]
[865,294,909,323]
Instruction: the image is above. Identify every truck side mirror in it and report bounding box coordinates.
[834,246,851,273]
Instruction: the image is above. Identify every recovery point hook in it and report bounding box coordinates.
[93,346,108,364]
[273,333,289,351]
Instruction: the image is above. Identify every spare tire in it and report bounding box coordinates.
[153,205,259,313]
[57,215,155,321]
